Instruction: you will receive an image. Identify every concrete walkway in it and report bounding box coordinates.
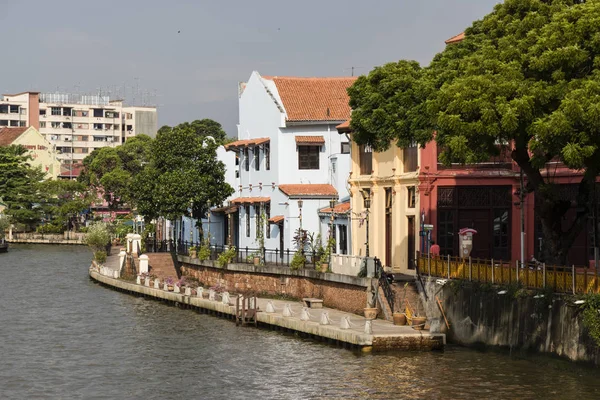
[92,256,445,352]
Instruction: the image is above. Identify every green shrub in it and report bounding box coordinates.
[290,251,306,270]
[37,223,64,234]
[217,246,236,268]
[94,250,107,264]
[85,222,111,252]
[197,239,211,261]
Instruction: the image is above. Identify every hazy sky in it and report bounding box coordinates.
[1,0,501,136]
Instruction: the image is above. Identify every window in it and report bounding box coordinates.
[244,147,249,171]
[19,121,25,127]
[359,144,373,175]
[254,146,260,171]
[63,122,72,129]
[93,109,103,118]
[265,143,270,170]
[39,109,46,116]
[265,203,271,239]
[105,111,119,118]
[51,107,61,116]
[255,204,261,239]
[235,154,240,166]
[20,107,27,115]
[51,122,61,129]
[62,108,72,116]
[407,186,416,208]
[93,123,103,130]
[40,122,46,128]
[126,125,133,131]
[438,210,454,257]
[493,209,510,260]
[298,145,320,170]
[341,142,350,154]
[10,120,19,126]
[9,105,19,114]
[245,205,251,237]
[403,142,418,172]
[126,113,133,120]
[331,158,337,174]
[338,225,348,255]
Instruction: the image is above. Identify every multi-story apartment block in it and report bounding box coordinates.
[0,91,157,167]
[207,72,355,257]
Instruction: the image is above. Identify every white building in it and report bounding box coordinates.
[0,91,157,167]
[211,72,355,258]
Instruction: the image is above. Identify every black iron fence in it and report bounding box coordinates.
[144,238,321,269]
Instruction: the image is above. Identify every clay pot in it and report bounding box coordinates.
[253,257,260,266]
[320,263,329,273]
[393,313,407,326]
[363,307,378,320]
[412,316,427,330]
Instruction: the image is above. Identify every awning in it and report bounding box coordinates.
[230,196,270,205]
[211,205,239,214]
[268,215,284,224]
[224,137,270,151]
[295,135,325,145]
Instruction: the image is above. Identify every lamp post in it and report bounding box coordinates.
[189,200,194,245]
[298,199,303,231]
[362,190,371,258]
[207,200,212,245]
[329,198,336,264]
[227,201,232,247]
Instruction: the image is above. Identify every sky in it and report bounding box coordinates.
[0,0,501,137]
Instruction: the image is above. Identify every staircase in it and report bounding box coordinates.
[146,253,179,279]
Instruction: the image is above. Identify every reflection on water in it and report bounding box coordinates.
[0,244,598,399]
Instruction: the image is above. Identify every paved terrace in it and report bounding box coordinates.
[92,255,445,352]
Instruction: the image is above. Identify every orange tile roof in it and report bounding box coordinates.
[59,163,83,178]
[445,32,465,44]
[0,127,29,146]
[224,137,269,150]
[268,215,284,224]
[278,184,338,198]
[336,119,351,133]
[295,135,325,144]
[262,76,357,122]
[320,201,351,214]
[231,196,270,204]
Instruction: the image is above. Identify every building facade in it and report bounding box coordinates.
[212,72,355,256]
[1,91,157,165]
[0,126,61,179]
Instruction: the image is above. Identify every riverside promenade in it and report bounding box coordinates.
[89,255,445,352]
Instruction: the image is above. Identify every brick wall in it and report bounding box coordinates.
[181,264,367,315]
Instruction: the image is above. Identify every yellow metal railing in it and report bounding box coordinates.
[418,254,600,295]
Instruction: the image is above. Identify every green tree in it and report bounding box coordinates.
[157,119,229,145]
[0,145,45,228]
[79,134,153,210]
[348,0,599,265]
[38,179,93,231]
[144,123,234,229]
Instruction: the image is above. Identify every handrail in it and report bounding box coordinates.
[375,257,395,314]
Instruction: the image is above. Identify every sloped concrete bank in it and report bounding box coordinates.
[419,278,600,365]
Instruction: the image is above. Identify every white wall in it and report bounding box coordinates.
[278,124,350,199]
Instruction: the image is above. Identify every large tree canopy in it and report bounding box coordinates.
[134,123,234,223]
[157,118,230,145]
[348,0,599,264]
[0,145,45,228]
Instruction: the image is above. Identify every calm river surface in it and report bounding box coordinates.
[1,244,599,399]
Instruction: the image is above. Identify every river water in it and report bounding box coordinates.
[1,244,599,399]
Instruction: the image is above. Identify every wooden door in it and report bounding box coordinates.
[407,216,415,270]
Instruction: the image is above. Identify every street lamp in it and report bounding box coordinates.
[329,198,336,263]
[361,189,371,258]
[227,200,232,247]
[298,199,303,231]
[189,200,194,245]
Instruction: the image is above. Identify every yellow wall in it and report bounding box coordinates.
[349,140,420,274]
[12,127,61,179]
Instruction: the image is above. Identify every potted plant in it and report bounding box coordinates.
[252,252,261,266]
[197,239,211,261]
[393,282,409,326]
[411,301,427,330]
[291,228,308,270]
[364,295,378,320]
[165,276,175,291]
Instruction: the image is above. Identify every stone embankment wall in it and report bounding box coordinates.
[179,256,371,316]
[8,232,86,245]
[419,278,600,364]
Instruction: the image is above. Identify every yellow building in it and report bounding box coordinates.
[338,121,421,274]
[0,126,61,179]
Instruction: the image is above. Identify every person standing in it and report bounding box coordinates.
[430,240,440,259]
